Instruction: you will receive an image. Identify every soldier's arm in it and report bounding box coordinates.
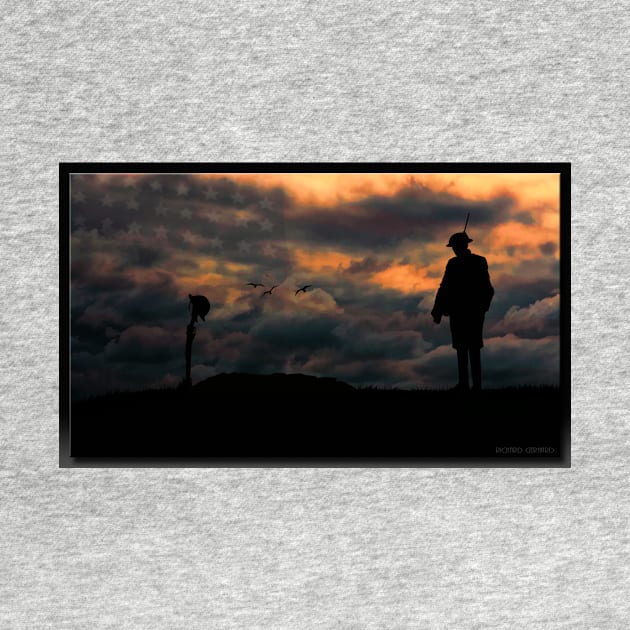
[431,260,453,320]
[481,257,494,311]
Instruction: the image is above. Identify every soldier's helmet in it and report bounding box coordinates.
[446,232,473,247]
[188,294,211,322]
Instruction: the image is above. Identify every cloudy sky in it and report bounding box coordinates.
[69,171,561,399]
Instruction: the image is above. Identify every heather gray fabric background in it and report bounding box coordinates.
[1,2,629,628]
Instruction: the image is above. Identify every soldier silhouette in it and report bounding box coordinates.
[431,226,494,391]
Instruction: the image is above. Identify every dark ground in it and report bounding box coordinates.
[68,373,567,461]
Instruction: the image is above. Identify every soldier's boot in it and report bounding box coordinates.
[456,349,469,390]
[470,348,481,391]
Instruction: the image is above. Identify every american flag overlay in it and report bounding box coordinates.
[71,173,290,279]
[70,172,561,400]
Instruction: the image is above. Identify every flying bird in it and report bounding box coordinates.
[261,285,279,297]
[246,282,265,288]
[295,285,312,295]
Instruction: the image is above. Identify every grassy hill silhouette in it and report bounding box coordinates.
[70,372,563,459]
[193,372,357,394]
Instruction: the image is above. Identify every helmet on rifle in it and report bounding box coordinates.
[188,294,211,322]
[446,232,473,247]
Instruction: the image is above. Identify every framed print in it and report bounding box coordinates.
[60,163,570,466]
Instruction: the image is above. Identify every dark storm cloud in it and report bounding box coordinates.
[288,185,514,251]
[75,303,126,330]
[115,245,169,269]
[249,313,342,351]
[338,283,416,312]
[104,325,181,364]
[77,270,181,326]
[502,244,548,258]
[487,257,559,323]
[71,269,186,362]
[71,350,185,400]
[72,258,135,291]
[344,256,391,275]
[489,276,559,321]
[348,289,426,315]
[110,272,183,323]
[215,305,261,334]
[504,256,559,279]
[513,211,536,224]
[414,335,559,388]
[333,323,430,361]
[285,267,427,314]
[539,241,558,256]
[477,335,559,387]
[489,294,560,339]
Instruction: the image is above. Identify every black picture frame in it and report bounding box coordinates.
[60,162,570,467]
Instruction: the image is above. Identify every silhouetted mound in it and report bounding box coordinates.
[194,372,356,395]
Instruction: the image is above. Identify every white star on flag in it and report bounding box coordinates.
[71,175,290,305]
[122,176,136,188]
[262,243,276,257]
[259,218,273,232]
